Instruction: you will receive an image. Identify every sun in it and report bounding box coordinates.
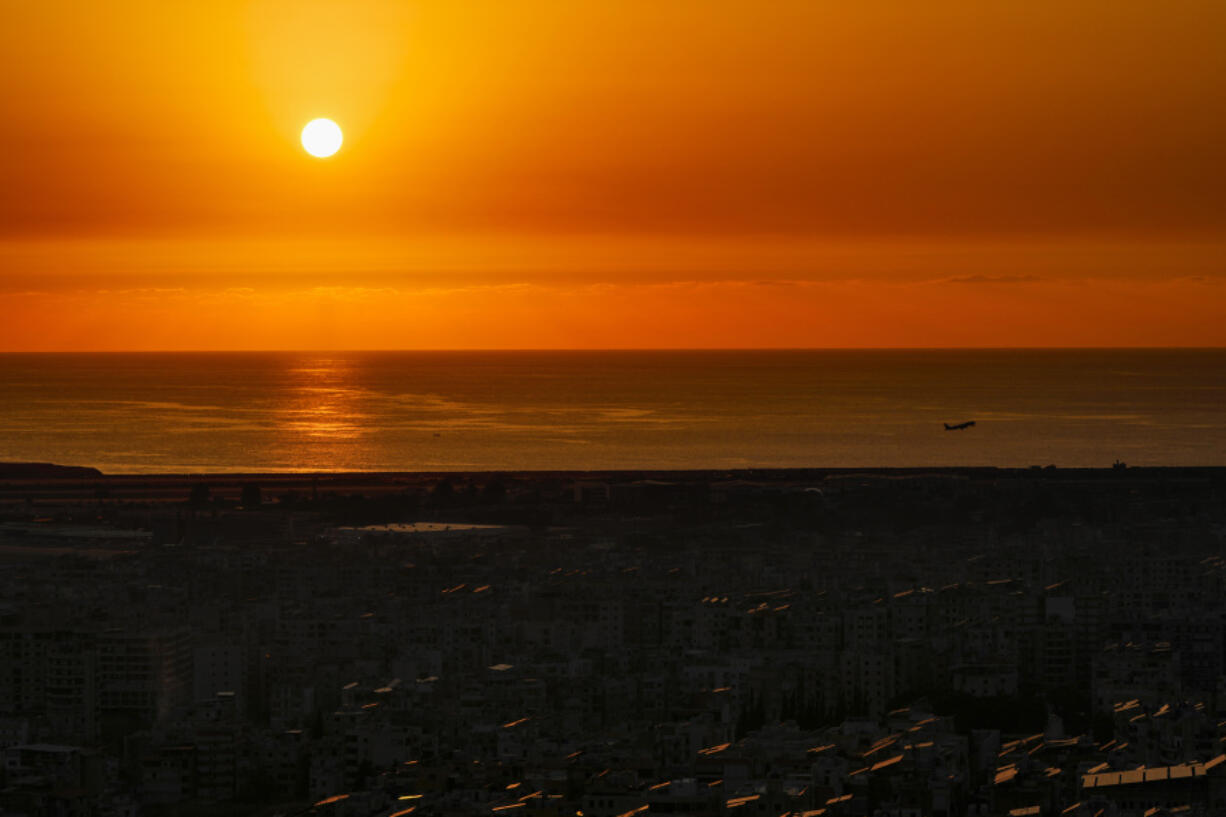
[301,118,343,158]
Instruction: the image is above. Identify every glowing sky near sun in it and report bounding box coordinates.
[1,0,1224,350]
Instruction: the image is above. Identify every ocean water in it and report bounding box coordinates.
[0,350,1223,474]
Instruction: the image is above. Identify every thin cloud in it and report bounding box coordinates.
[946,274,1040,284]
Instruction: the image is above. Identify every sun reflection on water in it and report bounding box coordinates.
[281,357,368,443]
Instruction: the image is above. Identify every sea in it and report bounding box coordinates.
[0,349,1223,474]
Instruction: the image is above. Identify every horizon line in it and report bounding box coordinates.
[2,345,1226,355]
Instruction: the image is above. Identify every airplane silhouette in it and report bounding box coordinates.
[944,420,976,431]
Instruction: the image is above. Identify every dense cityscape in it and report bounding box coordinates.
[3,466,1226,817]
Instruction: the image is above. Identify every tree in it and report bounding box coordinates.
[431,478,455,503]
[240,483,262,509]
[189,483,211,507]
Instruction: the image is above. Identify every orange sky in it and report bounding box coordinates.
[2,0,1224,350]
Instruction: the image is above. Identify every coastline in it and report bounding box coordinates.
[3,463,1223,503]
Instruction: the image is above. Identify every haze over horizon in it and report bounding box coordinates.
[3,0,1225,350]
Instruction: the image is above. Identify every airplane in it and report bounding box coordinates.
[944,420,976,431]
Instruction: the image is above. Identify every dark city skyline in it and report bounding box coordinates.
[3,2,1225,816]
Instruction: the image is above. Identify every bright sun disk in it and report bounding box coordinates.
[301,118,342,158]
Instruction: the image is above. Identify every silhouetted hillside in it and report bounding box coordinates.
[0,462,103,479]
